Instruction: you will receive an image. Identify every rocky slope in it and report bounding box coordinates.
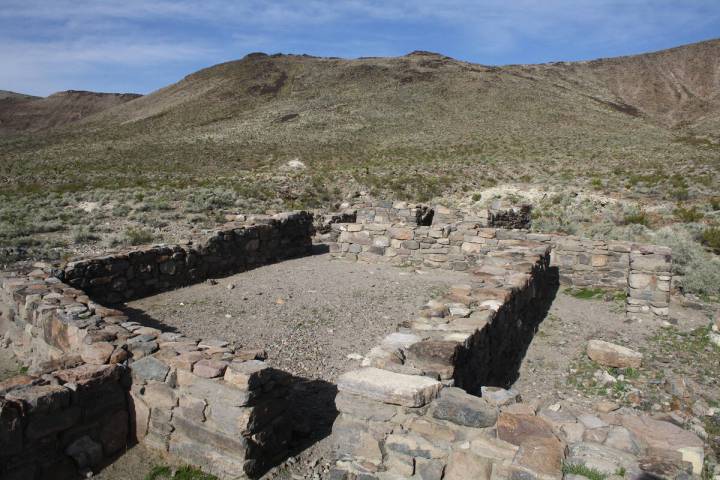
[0,90,141,135]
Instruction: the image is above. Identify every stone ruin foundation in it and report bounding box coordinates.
[0,201,693,480]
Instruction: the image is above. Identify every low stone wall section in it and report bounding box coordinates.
[330,240,566,478]
[328,220,671,320]
[1,364,128,480]
[61,212,314,304]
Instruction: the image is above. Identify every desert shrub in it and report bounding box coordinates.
[72,227,100,244]
[112,204,131,217]
[670,187,689,201]
[674,205,704,223]
[623,210,649,226]
[702,227,720,254]
[125,227,154,246]
[711,197,720,211]
[653,226,720,296]
[681,257,720,297]
[184,188,236,213]
[471,193,482,202]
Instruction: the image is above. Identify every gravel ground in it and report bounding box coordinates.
[124,254,471,382]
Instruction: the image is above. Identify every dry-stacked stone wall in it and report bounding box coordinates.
[0,363,129,480]
[327,204,671,320]
[330,240,568,479]
[488,204,532,229]
[0,212,314,479]
[62,212,314,304]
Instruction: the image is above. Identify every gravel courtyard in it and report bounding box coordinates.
[123,254,470,381]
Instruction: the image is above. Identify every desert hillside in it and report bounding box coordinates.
[0,90,141,135]
[0,39,718,280]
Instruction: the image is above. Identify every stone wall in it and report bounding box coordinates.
[0,212,316,479]
[1,364,129,480]
[327,207,672,320]
[61,211,314,304]
[330,239,567,478]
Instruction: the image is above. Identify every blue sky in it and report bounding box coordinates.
[1,0,718,96]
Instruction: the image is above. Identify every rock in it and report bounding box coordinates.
[65,435,103,469]
[223,360,271,390]
[497,412,557,446]
[513,436,564,480]
[385,433,447,459]
[381,333,421,351]
[620,415,704,474]
[335,392,398,422]
[131,356,169,383]
[431,387,498,428]
[80,341,114,365]
[593,369,617,385]
[595,400,620,413]
[193,359,228,378]
[587,340,642,368]
[337,368,442,407]
[578,414,608,430]
[561,422,586,444]
[468,435,519,462]
[444,450,493,480]
[5,384,70,413]
[566,442,641,477]
[109,346,130,364]
[604,426,641,455]
[481,386,521,406]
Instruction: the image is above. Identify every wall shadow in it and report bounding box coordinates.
[453,266,560,395]
[488,265,560,389]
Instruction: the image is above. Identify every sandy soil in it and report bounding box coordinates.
[124,255,470,382]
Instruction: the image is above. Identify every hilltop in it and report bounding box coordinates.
[0,90,141,135]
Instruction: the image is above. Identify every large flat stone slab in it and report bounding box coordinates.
[337,367,442,407]
[586,340,642,368]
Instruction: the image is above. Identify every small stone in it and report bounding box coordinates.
[432,387,498,428]
[131,356,169,383]
[346,353,364,361]
[595,400,620,413]
[226,283,235,290]
[80,342,114,365]
[198,339,229,349]
[193,359,228,378]
[481,386,521,406]
[587,340,642,368]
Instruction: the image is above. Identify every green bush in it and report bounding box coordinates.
[125,227,154,246]
[702,227,720,254]
[674,205,704,223]
[623,210,649,226]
